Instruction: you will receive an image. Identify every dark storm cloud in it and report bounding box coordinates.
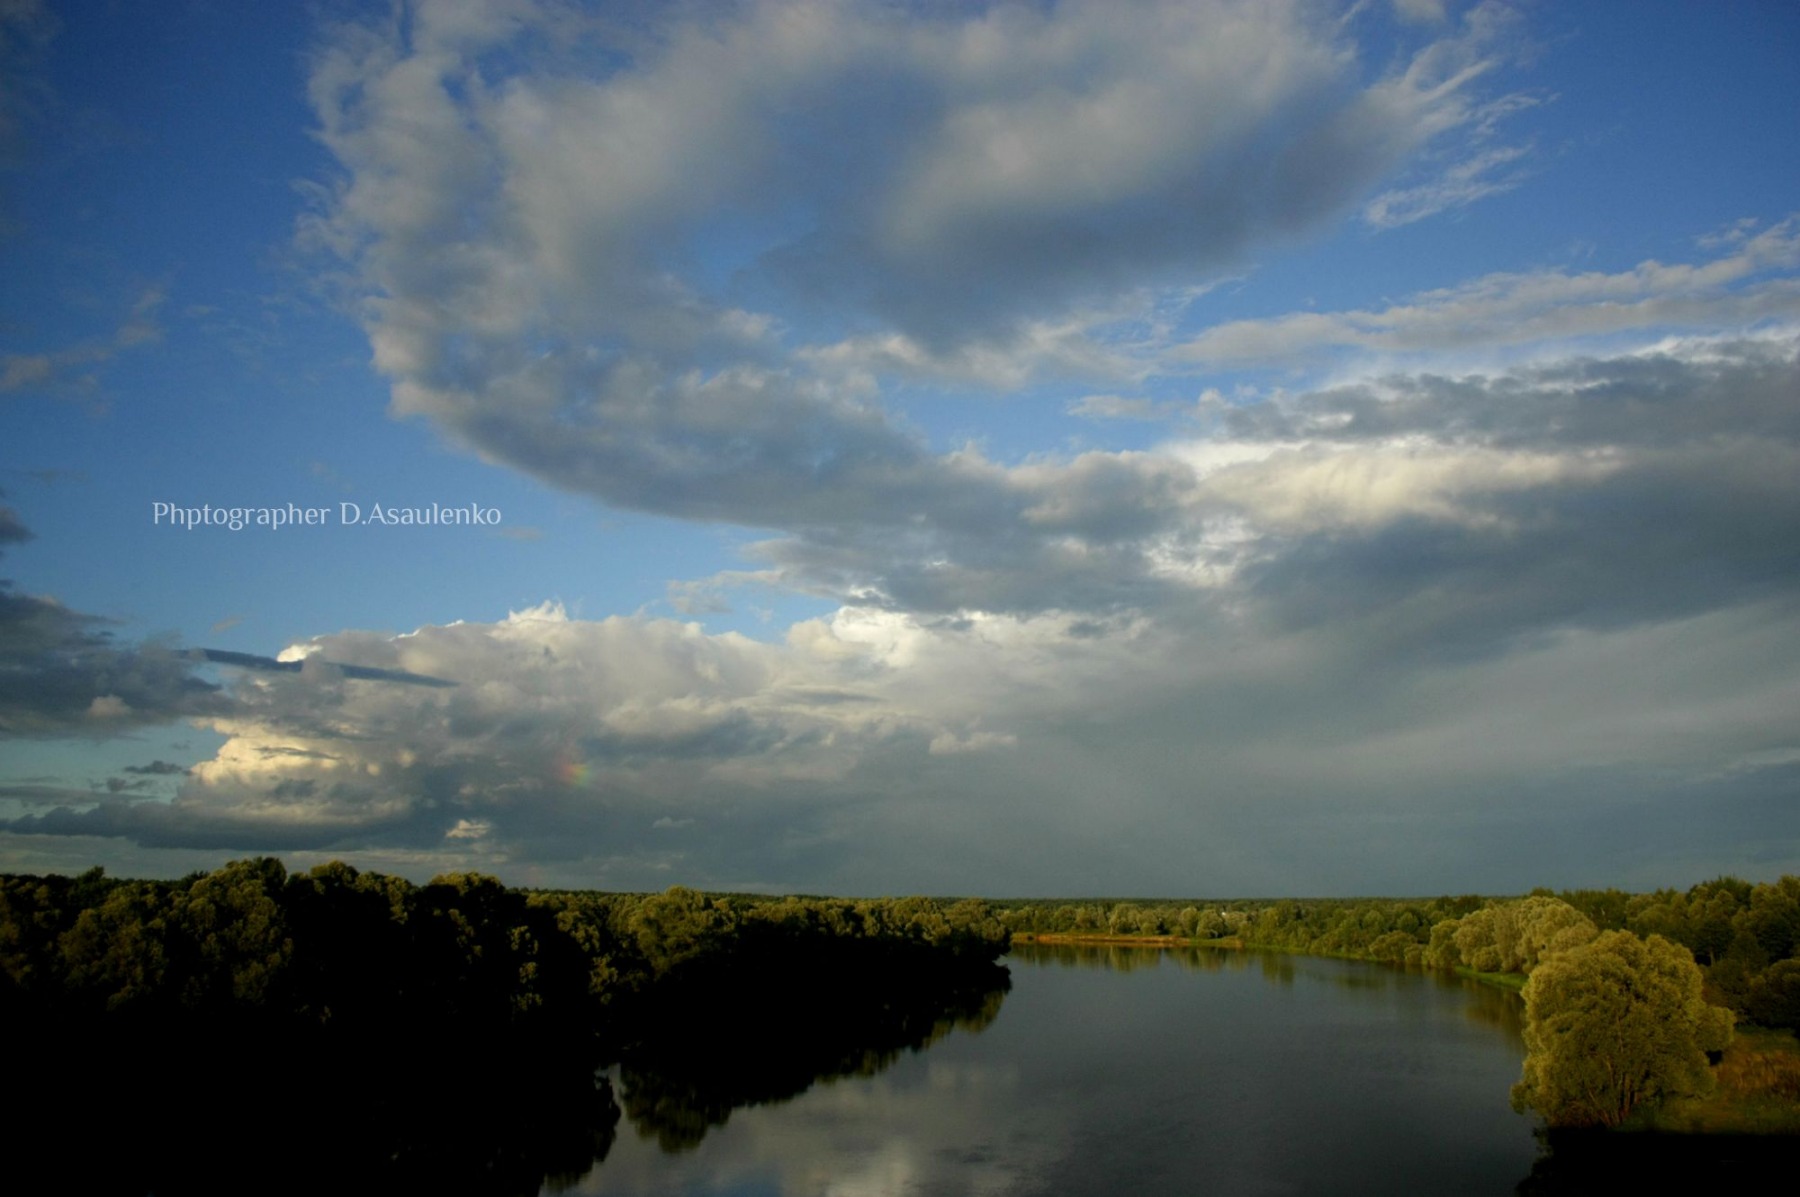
[197,648,457,688]
[1219,336,1800,451]
[0,781,99,806]
[1213,338,1800,661]
[0,503,223,736]
[4,799,400,853]
[1237,448,1800,664]
[0,585,224,736]
[122,760,190,776]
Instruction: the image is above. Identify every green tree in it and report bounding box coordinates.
[1511,930,1735,1127]
[179,856,291,1007]
[1746,959,1800,1031]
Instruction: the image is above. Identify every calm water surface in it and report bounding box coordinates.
[569,945,1538,1196]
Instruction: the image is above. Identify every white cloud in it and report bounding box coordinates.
[1188,441,1621,531]
[85,695,130,720]
[1176,218,1800,364]
[1363,141,1531,228]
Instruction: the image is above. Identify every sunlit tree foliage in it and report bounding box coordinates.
[1512,930,1735,1128]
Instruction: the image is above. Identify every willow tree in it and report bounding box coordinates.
[1511,930,1734,1127]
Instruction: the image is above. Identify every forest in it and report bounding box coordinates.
[4,863,1797,1192]
[0,860,1010,1195]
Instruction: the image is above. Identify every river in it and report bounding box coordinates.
[571,943,1539,1195]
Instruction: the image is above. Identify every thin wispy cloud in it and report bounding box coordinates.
[1175,220,1800,365]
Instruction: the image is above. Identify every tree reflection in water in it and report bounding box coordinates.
[615,951,1011,1152]
[18,1026,620,1197]
[20,956,1008,1195]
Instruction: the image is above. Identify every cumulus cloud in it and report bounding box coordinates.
[6,602,981,860]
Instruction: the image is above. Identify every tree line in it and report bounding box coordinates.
[0,860,1013,1195]
[991,879,1800,1037]
[0,860,1011,1035]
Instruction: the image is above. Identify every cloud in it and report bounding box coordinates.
[289,0,1800,649]
[197,647,457,688]
[0,569,224,738]
[10,322,1800,887]
[1067,394,1172,422]
[0,285,166,398]
[0,781,104,807]
[122,760,190,776]
[8,3,1798,892]
[0,508,222,737]
[1390,0,1448,23]
[11,532,1800,891]
[6,602,976,860]
[1177,218,1800,364]
[1362,140,1531,228]
[302,0,1519,543]
[927,729,1018,756]
[0,500,32,545]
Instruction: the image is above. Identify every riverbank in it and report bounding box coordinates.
[1009,932,1242,948]
[1011,932,1532,994]
[1017,933,1798,1136]
[1452,965,1527,991]
[1633,1027,1800,1134]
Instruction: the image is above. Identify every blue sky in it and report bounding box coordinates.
[2,0,1798,895]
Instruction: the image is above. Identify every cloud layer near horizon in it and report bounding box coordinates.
[10,327,1799,892]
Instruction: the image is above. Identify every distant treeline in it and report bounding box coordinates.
[993,877,1800,1032]
[0,859,1012,1042]
[8,866,1796,1036]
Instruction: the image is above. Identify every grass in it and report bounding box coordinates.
[1634,1026,1800,1134]
[1451,965,1527,991]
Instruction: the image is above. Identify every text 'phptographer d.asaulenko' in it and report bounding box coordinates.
[151,502,503,530]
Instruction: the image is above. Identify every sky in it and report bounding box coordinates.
[2,0,1797,897]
